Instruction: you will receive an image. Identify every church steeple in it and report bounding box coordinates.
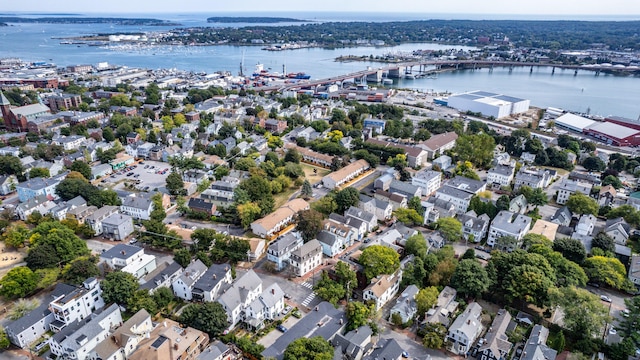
[0,90,10,106]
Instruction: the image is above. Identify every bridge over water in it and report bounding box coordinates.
[270,60,640,93]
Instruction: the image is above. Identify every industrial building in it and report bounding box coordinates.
[554,113,596,133]
[447,91,530,119]
[584,121,640,147]
[605,116,640,131]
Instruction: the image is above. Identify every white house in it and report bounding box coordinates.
[91,309,154,360]
[191,264,233,303]
[171,259,208,301]
[412,169,442,196]
[389,285,419,324]
[487,164,515,187]
[322,160,370,189]
[100,244,157,279]
[458,210,490,243]
[434,176,487,214]
[217,270,263,328]
[120,194,154,220]
[487,210,532,250]
[48,304,122,360]
[446,302,484,355]
[556,179,592,205]
[363,269,402,311]
[266,232,304,271]
[245,283,285,329]
[48,277,106,333]
[251,199,309,239]
[289,239,323,277]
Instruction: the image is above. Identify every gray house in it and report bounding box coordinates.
[389,285,419,324]
[102,213,135,241]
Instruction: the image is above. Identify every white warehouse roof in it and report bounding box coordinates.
[555,113,597,132]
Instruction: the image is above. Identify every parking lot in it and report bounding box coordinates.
[100,160,172,193]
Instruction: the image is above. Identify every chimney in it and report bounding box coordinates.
[174,343,179,350]
[163,321,167,327]
[213,274,217,279]
[467,320,471,325]
[271,288,275,295]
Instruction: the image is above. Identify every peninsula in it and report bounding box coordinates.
[206,16,308,23]
[0,16,180,26]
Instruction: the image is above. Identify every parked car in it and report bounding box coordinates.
[600,295,612,303]
[282,306,292,315]
[621,309,630,317]
[276,325,287,332]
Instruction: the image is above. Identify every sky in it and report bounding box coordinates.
[2,0,640,17]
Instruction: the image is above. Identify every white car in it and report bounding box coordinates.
[600,295,612,303]
[609,327,617,335]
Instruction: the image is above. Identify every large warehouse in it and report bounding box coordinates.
[584,122,640,147]
[605,116,640,131]
[447,90,530,119]
[554,113,597,133]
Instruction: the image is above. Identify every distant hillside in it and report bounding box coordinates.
[0,17,180,26]
[207,16,307,23]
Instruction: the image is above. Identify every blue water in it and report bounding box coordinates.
[0,12,639,118]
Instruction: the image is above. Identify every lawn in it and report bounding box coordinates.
[301,163,330,181]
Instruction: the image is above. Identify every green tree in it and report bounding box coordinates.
[284,148,302,163]
[552,237,586,264]
[522,233,553,249]
[618,297,640,346]
[2,224,30,249]
[422,323,446,349]
[26,222,90,269]
[434,217,463,242]
[453,133,496,168]
[283,336,334,360]
[174,248,192,268]
[591,232,616,253]
[301,179,313,199]
[334,261,357,299]
[62,257,100,285]
[29,167,50,179]
[152,287,175,310]
[70,160,92,180]
[179,302,229,337]
[101,271,139,306]
[566,193,599,216]
[0,326,9,350]
[127,289,158,315]
[102,127,115,141]
[450,259,491,298]
[237,202,262,229]
[314,271,346,305]
[346,301,374,331]
[528,187,548,208]
[415,286,439,316]
[405,233,428,259]
[7,299,39,320]
[0,266,38,299]
[582,256,633,290]
[359,245,400,280]
[550,286,609,340]
[602,175,623,189]
[582,156,606,172]
[496,195,510,211]
[335,187,360,213]
[296,209,324,242]
[165,172,185,195]
[312,196,338,216]
[393,208,423,225]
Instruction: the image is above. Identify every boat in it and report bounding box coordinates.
[383,79,393,85]
[287,72,311,80]
[404,73,415,80]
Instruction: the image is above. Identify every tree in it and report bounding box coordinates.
[0,326,9,350]
[496,195,510,211]
[346,301,374,331]
[619,297,640,347]
[552,237,587,264]
[335,187,360,213]
[566,193,599,216]
[301,179,313,199]
[334,261,357,299]
[101,271,139,306]
[165,171,185,195]
[8,299,39,320]
[528,187,548,208]
[102,127,115,141]
[405,233,428,259]
[284,148,301,163]
[62,257,99,285]
[174,248,192,268]
[550,286,609,340]
[602,175,623,189]
[422,323,446,349]
[283,336,334,360]
[415,286,439,317]
[522,233,553,249]
[450,259,491,298]
[393,208,423,225]
[29,167,50,179]
[582,156,606,172]
[314,271,346,305]
[590,232,616,254]
[26,222,90,269]
[180,302,229,337]
[434,217,463,242]
[237,202,262,230]
[0,155,24,176]
[296,209,324,242]
[70,160,92,180]
[0,266,38,299]
[152,287,175,309]
[127,289,158,315]
[2,223,30,249]
[582,256,634,290]
[359,245,400,280]
[312,196,337,216]
[453,133,496,168]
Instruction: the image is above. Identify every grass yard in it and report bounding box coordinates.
[301,163,330,181]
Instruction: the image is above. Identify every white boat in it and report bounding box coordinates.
[383,79,393,85]
[404,74,415,80]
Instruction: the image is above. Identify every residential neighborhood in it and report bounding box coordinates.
[0,57,638,360]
